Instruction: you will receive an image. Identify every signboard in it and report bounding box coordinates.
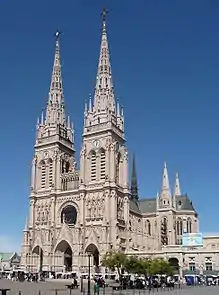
[182,232,203,247]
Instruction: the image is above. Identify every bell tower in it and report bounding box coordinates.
[29,31,76,227]
[79,10,129,252]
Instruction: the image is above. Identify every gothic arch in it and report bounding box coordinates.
[97,147,106,154]
[98,148,106,180]
[176,218,183,235]
[47,158,53,164]
[87,149,97,159]
[54,240,73,272]
[32,245,43,272]
[47,158,53,187]
[186,217,192,233]
[146,220,151,236]
[39,159,45,166]
[161,217,168,245]
[85,243,100,267]
[88,150,97,181]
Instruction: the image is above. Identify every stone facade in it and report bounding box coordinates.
[20,14,202,275]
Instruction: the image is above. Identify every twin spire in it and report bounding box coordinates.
[93,8,115,114]
[46,30,66,126]
[160,161,181,200]
[84,9,124,133]
[36,30,74,144]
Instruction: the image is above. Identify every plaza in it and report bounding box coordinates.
[0,280,219,295]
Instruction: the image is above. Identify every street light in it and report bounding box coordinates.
[87,252,92,295]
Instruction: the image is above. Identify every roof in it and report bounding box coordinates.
[130,194,196,214]
[0,252,14,261]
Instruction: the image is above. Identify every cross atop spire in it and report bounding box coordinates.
[46,30,66,126]
[101,8,108,30]
[93,8,116,115]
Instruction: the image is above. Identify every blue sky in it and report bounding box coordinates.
[0,0,219,252]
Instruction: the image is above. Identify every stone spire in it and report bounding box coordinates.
[93,8,115,115]
[131,154,138,200]
[161,162,170,192]
[46,30,66,126]
[36,31,74,144]
[83,9,124,136]
[24,216,28,232]
[159,162,172,207]
[174,172,181,196]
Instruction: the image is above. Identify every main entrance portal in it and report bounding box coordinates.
[55,240,73,272]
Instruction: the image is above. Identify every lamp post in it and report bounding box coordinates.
[87,252,92,295]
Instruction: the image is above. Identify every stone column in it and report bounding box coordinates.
[50,197,55,225]
[122,150,129,188]
[80,193,85,224]
[55,155,61,191]
[109,145,115,181]
[31,157,37,190]
[29,199,35,227]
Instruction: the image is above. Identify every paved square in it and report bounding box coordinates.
[0,281,219,295]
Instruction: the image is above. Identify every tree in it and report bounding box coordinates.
[149,258,173,276]
[158,258,173,276]
[101,251,127,277]
[101,252,174,277]
[124,256,141,274]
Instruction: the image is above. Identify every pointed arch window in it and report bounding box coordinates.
[40,160,46,189]
[176,218,183,236]
[100,149,106,180]
[187,218,192,233]
[48,159,53,187]
[90,151,97,181]
[146,220,151,236]
[161,217,168,245]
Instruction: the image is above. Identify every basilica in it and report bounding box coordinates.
[20,12,200,275]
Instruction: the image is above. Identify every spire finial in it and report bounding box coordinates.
[162,161,170,191]
[174,172,181,196]
[101,8,108,28]
[55,29,61,41]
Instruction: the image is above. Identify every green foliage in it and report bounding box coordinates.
[101,251,127,276]
[101,251,174,276]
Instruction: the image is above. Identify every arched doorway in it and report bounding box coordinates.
[168,257,179,273]
[85,244,99,268]
[32,246,43,272]
[55,240,73,272]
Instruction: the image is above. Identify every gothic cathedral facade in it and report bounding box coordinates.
[20,13,199,274]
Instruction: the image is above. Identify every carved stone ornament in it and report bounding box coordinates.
[123,150,128,161]
[111,190,116,198]
[52,149,59,160]
[80,144,87,156]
